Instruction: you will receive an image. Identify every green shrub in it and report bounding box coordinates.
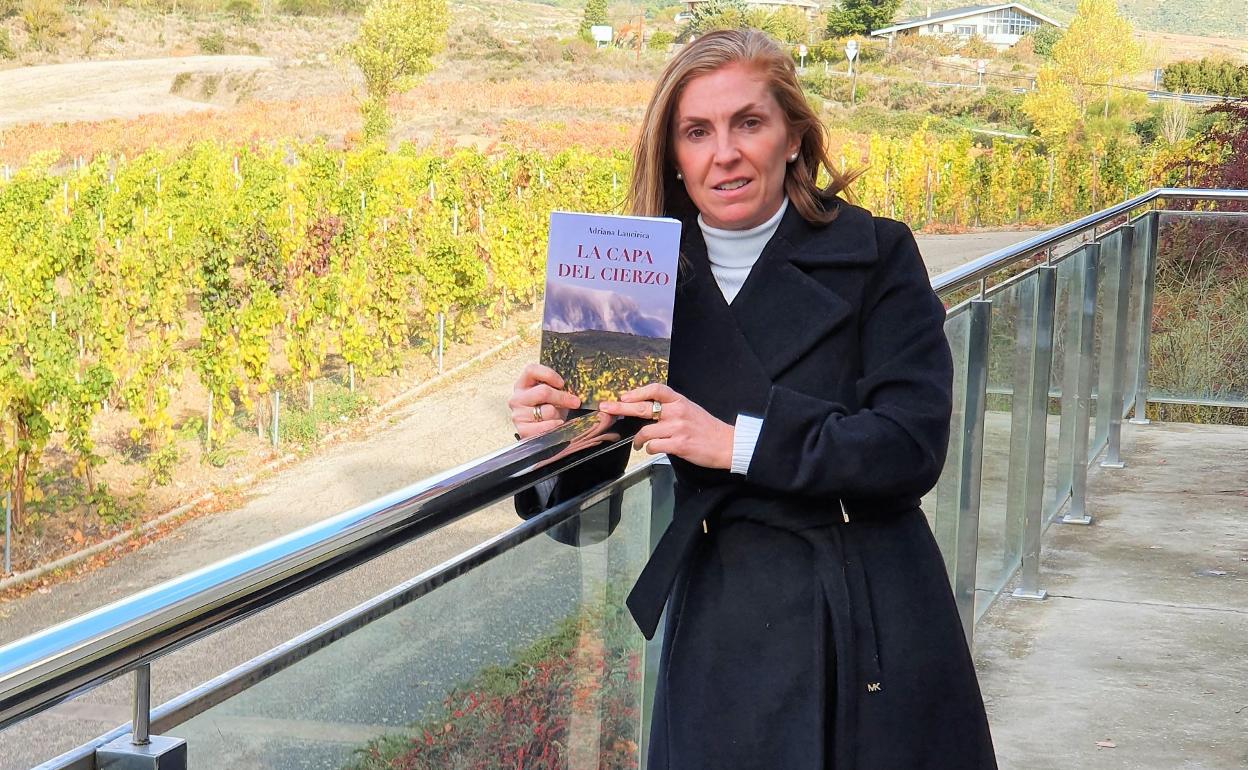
[0,29,14,59]
[1162,58,1248,98]
[20,0,68,48]
[277,0,363,15]
[277,382,372,447]
[898,33,957,57]
[1027,25,1062,58]
[958,34,996,60]
[198,29,226,54]
[647,30,674,50]
[224,0,256,22]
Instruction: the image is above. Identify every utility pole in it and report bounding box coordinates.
[637,12,643,61]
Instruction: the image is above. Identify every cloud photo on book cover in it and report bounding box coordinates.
[542,282,672,338]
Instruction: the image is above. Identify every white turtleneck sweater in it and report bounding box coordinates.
[697,198,788,475]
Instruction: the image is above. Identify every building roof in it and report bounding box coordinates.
[870,3,1064,36]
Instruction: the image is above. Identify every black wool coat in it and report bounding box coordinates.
[523,197,997,770]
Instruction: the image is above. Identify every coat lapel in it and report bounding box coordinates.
[729,198,880,381]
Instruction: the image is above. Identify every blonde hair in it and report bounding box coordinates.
[629,28,859,224]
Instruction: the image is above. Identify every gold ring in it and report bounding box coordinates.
[651,400,662,420]
[532,405,544,422]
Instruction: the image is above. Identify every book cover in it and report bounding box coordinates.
[540,211,682,410]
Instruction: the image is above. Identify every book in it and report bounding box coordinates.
[540,211,682,410]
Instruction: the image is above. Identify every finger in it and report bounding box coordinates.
[632,422,673,450]
[598,400,657,420]
[519,363,565,391]
[518,383,580,410]
[620,383,678,403]
[512,404,567,424]
[516,419,565,439]
[640,437,678,456]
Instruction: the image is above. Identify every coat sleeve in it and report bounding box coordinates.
[745,218,953,501]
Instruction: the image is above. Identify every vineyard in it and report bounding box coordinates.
[0,125,1193,566]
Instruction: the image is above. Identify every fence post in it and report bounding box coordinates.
[271,391,280,448]
[952,299,992,644]
[4,488,11,576]
[1013,265,1057,601]
[1063,243,1100,525]
[1130,212,1159,425]
[437,313,445,374]
[1100,225,1135,469]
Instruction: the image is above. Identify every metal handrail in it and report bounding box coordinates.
[932,188,1248,296]
[0,410,639,730]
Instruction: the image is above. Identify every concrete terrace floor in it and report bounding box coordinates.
[976,421,1248,770]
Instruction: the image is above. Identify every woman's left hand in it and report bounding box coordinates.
[598,384,734,470]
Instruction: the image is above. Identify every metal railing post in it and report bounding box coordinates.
[1101,225,1135,469]
[639,462,674,770]
[1013,266,1057,600]
[953,299,992,644]
[95,662,187,768]
[1063,244,1100,525]
[132,663,151,745]
[1130,212,1159,425]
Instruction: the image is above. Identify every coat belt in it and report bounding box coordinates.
[626,488,912,713]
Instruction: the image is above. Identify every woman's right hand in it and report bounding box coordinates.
[508,364,582,439]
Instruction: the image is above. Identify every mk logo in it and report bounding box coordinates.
[866,682,882,693]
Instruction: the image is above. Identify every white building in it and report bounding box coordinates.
[681,0,822,22]
[870,3,1063,50]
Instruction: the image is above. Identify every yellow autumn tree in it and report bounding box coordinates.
[1022,65,1083,145]
[1050,0,1144,117]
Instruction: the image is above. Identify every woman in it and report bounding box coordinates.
[509,29,996,770]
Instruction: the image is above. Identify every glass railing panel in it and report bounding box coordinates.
[166,470,654,770]
[1149,211,1248,409]
[0,497,531,770]
[1121,214,1151,414]
[932,304,971,570]
[1044,249,1085,523]
[1088,229,1121,461]
[976,273,1036,619]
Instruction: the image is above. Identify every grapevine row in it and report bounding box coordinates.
[0,130,1186,528]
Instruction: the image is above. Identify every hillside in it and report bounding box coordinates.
[898,1,1246,39]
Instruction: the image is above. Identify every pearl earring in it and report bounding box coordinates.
[675,170,683,180]
[788,153,799,162]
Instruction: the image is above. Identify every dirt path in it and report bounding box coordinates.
[0,56,273,128]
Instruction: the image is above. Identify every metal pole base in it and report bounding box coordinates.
[1061,513,1093,526]
[1099,460,1126,469]
[96,735,187,770]
[1011,587,1048,601]
[1128,417,1151,425]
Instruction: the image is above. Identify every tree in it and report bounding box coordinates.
[349,0,448,142]
[1026,24,1062,58]
[578,0,608,41]
[1021,65,1083,145]
[686,0,747,36]
[825,0,900,38]
[767,5,810,44]
[1049,0,1144,117]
